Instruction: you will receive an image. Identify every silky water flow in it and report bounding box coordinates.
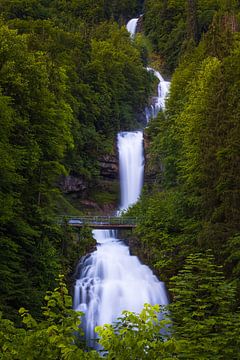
[73,17,170,349]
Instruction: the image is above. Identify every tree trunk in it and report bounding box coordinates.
[187,0,199,43]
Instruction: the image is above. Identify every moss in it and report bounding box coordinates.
[89,180,119,205]
[53,192,82,216]
[58,179,120,215]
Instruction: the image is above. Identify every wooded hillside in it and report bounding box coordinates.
[0,0,152,320]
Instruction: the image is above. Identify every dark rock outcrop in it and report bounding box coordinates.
[58,149,119,215]
[136,15,143,34]
[59,151,119,195]
[59,175,87,194]
[99,154,119,180]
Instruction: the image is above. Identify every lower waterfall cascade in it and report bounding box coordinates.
[73,16,170,348]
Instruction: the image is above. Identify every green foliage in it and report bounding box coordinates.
[96,304,176,359]
[1,2,240,358]
[102,0,143,22]
[95,253,240,359]
[136,9,239,262]
[0,267,239,359]
[0,1,147,325]
[128,1,240,318]
[169,252,240,359]
[0,21,74,318]
[175,44,240,254]
[0,0,153,320]
[61,225,96,280]
[143,0,240,73]
[134,33,153,66]
[127,188,196,282]
[0,276,100,359]
[143,0,187,73]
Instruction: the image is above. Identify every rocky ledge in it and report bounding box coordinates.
[99,154,119,180]
[59,175,87,194]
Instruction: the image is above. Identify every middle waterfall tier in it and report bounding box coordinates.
[118,131,144,211]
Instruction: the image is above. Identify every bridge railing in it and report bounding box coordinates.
[57,215,138,226]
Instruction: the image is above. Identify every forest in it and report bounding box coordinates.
[0,0,240,359]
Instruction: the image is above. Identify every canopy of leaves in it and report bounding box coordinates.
[143,0,240,74]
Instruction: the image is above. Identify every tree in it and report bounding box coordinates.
[170,252,240,359]
[0,276,100,359]
[187,0,199,42]
[96,304,176,359]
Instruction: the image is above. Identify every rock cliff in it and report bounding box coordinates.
[59,150,119,215]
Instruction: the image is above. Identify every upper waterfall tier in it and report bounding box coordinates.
[126,17,171,119]
[126,18,139,37]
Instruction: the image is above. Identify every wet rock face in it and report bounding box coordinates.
[59,153,119,194]
[99,154,119,180]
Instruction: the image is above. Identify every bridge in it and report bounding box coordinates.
[58,216,137,230]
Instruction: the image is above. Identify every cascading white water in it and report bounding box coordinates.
[74,230,168,348]
[118,131,144,211]
[126,18,170,120]
[126,18,139,38]
[73,17,170,349]
[144,68,171,122]
[147,67,171,114]
[73,129,168,348]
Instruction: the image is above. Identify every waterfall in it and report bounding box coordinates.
[73,130,168,348]
[126,18,139,38]
[146,67,171,114]
[126,18,171,118]
[73,17,170,350]
[74,230,168,348]
[118,131,144,211]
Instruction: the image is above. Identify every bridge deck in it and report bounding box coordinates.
[59,216,137,230]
